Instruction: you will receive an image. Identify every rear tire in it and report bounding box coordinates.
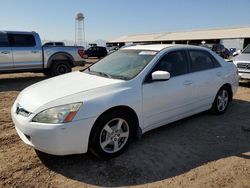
[89,110,135,159]
[211,87,230,114]
[50,61,72,76]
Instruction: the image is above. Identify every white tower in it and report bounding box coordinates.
[75,12,85,47]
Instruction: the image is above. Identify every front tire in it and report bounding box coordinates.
[89,110,134,159]
[211,87,230,114]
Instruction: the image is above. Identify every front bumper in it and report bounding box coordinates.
[11,106,96,155]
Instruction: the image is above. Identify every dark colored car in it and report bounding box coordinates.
[212,44,230,59]
[85,46,108,58]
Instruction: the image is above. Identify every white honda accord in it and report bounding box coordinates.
[11,45,238,159]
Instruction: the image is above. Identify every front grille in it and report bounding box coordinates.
[237,63,250,69]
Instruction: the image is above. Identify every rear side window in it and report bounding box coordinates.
[8,34,36,47]
[189,50,219,72]
[0,33,9,47]
[154,50,188,77]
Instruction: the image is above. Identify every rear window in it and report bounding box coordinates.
[0,33,9,47]
[8,34,36,47]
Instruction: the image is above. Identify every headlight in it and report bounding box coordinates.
[32,102,82,124]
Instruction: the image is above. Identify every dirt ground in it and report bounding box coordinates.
[0,64,250,188]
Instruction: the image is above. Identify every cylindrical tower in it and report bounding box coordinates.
[75,12,85,47]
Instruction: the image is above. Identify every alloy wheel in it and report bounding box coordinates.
[217,89,229,112]
[99,118,129,153]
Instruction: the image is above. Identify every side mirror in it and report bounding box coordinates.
[232,52,238,57]
[151,71,170,81]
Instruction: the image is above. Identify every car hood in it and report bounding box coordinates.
[16,71,124,112]
[234,53,250,62]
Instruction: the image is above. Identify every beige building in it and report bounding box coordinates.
[108,26,250,50]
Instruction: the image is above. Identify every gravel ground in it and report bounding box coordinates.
[0,64,250,188]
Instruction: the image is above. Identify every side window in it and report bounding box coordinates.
[189,50,216,72]
[154,50,188,77]
[8,34,36,47]
[0,33,9,47]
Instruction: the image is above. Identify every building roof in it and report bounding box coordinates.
[109,26,250,43]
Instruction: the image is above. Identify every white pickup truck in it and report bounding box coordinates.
[0,31,85,76]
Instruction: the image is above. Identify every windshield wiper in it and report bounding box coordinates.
[87,68,112,78]
[96,71,112,78]
[111,75,129,80]
[86,68,129,80]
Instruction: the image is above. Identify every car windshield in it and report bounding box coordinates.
[242,44,250,54]
[85,49,157,80]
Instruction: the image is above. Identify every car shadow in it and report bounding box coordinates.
[37,99,250,187]
[0,75,47,92]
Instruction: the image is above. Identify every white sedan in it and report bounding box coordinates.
[11,45,238,159]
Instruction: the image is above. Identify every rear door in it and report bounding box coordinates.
[187,49,223,107]
[8,33,43,70]
[0,32,13,70]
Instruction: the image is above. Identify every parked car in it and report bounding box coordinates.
[212,44,230,59]
[85,46,107,58]
[11,44,238,159]
[233,44,250,79]
[0,31,85,76]
[43,42,65,46]
[107,46,119,54]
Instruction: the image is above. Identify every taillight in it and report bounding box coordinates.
[78,49,85,58]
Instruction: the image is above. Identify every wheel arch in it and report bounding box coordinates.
[221,83,233,101]
[47,52,74,68]
[88,105,140,150]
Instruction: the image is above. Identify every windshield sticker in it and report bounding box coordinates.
[139,51,157,56]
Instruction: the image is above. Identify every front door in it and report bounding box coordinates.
[142,50,196,130]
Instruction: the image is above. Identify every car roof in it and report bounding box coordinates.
[0,31,37,35]
[121,44,209,52]
[121,44,173,51]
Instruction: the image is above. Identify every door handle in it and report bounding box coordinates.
[1,51,10,54]
[183,80,193,86]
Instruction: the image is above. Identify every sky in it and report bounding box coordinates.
[0,0,250,43]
